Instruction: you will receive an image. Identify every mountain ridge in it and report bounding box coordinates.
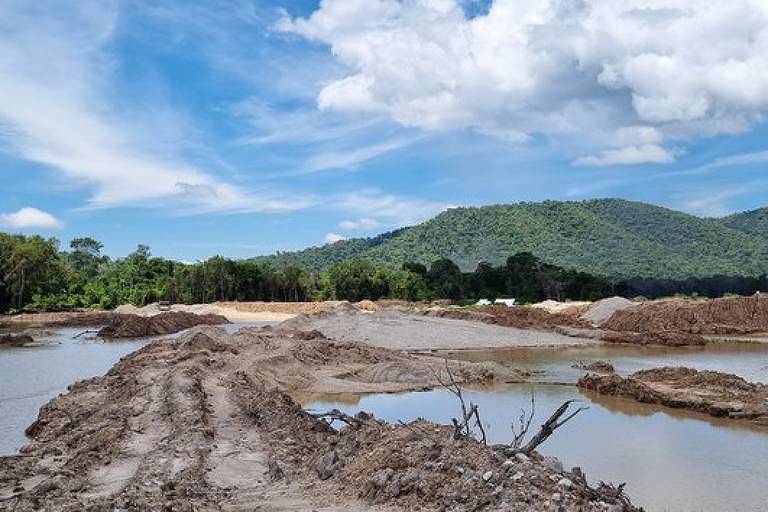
[253,199,768,279]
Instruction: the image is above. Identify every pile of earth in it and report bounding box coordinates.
[0,310,119,327]
[0,326,636,511]
[579,366,768,425]
[602,293,768,334]
[0,333,33,346]
[598,330,706,347]
[424,306,590,330]
[532,299,592,315]
[97,311,229,338]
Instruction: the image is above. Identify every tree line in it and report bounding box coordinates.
[1,232,766,314]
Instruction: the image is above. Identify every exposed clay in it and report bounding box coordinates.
[579,367,768,425]
[602,293,768,335]
[97,312,229,338]
[0,326,637,511]
[0,311,120,328]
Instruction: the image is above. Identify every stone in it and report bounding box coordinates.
[514,452,530,463]
[557,478,573,489]
[482,471,493,482]
[511,472,524,482]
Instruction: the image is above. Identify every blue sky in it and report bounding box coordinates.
[2,0,768,261]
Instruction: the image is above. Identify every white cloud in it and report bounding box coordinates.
[324,232,345,243]
[0,207,63,230]
[335,189,450,226]
[338,217,381,230]
[0,1,299,214]
[280,0,768,165]
[574,144,676,167]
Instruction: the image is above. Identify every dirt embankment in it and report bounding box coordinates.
[0,326,637,511]
[97,311,229,338]
[579,367,768,425]
[423,305,590,330]
[0,334,34,347]
[602,293,768,335]
[0,310,120,328]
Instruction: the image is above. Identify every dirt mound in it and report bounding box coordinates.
[0,333,33,346]
[424,306,589,330]
[599,330,706,347]
[97,311,228,338]
[579,366,768,424]
[0,310,119,327]
[581,297,636,326]
[602,293,768,334]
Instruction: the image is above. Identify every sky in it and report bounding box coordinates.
[2,0,768,261]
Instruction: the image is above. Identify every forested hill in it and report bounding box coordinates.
[253,199,768,279]
[720,207,768,238]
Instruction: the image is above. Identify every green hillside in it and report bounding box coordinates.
[720,207,768,238]
[255,199,768,279]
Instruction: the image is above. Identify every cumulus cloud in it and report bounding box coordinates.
[338,217,381,230]
[0,207,63,229]
[324,232,345,243]
[574,144,676,167]
[280,0,768,165]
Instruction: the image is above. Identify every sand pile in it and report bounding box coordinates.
[579,366,768,424]
[580,297,636,326]
[97,311,228,338]
[602,293,768,334]
[532,300,591,315]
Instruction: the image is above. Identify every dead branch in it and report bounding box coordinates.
[308,408,362,427]
[72,329,98,339]
[514,399,588,455]
[430,358,487,444]
[510,392,535,449]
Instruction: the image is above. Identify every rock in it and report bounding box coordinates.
[552,492,562,501]
[557,478,573,489]
[371,468,393,488]
[502,459,515,468]
[511,472,524,481]
[482,471,493,482]
[514,452,530,463]
[315,450,339,480]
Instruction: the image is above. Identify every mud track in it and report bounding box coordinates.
[0,326,637,511]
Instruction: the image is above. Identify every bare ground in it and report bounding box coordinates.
[280,307,599,351]
[579,366,768,425]
[0,326,637,511]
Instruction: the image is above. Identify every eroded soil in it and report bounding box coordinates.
[0,326,636,511]
[579,366,768,425]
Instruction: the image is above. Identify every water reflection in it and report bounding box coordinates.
[305,384,768,512]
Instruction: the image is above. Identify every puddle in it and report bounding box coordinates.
[305,383,768,512]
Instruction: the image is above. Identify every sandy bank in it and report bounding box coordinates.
[0,326,636,511]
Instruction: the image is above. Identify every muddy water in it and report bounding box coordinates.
[444,342,768,384]
[306,383,768,512]
[0,322,270,455]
